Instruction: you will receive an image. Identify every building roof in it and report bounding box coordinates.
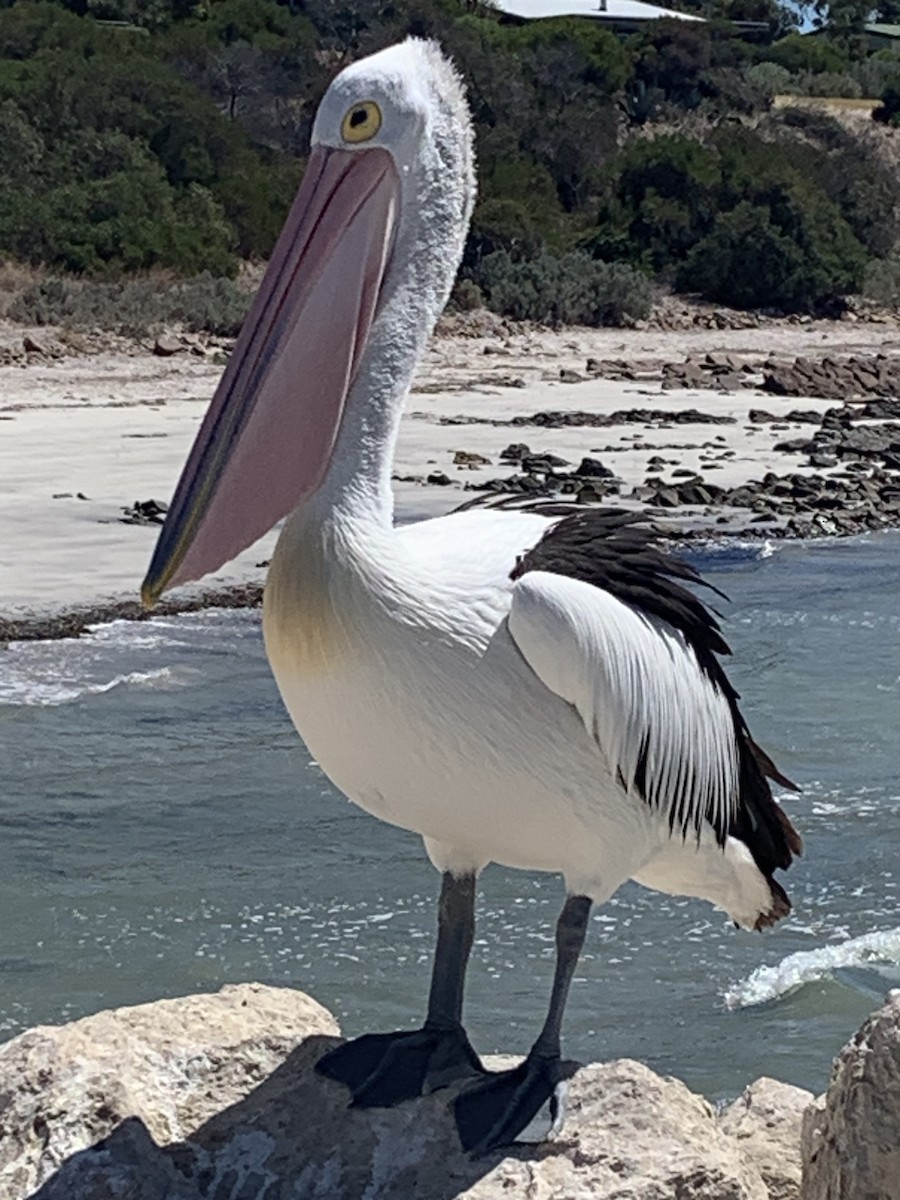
[488,0,703,24]
[865,22,900,38]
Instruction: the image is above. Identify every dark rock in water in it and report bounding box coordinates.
[559,368,584,383]
[574,457,614,479]
[453,451,492,467]
[426,472,454,486]
[809,453,838,469]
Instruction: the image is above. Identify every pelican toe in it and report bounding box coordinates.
[454,1052,569,1157]
[316,1024,486,1107]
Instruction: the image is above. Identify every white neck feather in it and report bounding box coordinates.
[306,71,475,534]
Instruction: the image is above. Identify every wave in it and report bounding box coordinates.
[0,665,196,708]
[723,927,900,1009]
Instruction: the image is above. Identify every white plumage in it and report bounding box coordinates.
[144,38,800,1154]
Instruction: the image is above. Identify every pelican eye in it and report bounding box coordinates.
[341,100,382,144]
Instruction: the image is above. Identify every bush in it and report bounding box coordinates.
[851,54,900,99]
[759,33,849,74]
[677,191,866,312]
[862,257,900,306]
[873,85,900,125]
[8,272,251,336]
[475,250,652,326]
[799,71,862,98]
[744,60,795,99]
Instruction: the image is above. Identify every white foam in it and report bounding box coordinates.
[0,665,197,708]
[724,927,900,1009]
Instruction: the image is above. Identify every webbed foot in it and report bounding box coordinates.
[316,1023,486,1107]
[454,1052,568,1156]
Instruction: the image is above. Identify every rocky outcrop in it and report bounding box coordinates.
[0,983,339,1199]
[762,354,900,401]
[3,984,899,1199]
[0,982,810,1200]
[801,990,900,1200]
[721,1077,813,1200]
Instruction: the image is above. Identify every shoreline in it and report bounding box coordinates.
[5,310,900,643]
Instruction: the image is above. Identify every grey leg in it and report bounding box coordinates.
[454,894,593,1156]
[426,871,476,1027]
[316,872,486,1105]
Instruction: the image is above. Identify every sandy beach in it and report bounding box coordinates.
[4,311,900,637]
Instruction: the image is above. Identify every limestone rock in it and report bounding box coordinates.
[0,983,339,1198]
[801,989,900,1200]
[720,1076,813,1200]
[153,334,183,357]
[0,984,782,1200]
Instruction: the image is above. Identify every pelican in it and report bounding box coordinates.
[142,39,801,1155]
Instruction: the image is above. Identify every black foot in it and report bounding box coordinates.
[316,1024,487,1108]
[454,1052,568,1157]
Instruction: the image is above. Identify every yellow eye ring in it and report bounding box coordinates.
[341,100,382,144]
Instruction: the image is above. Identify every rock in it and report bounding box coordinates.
[720,1077,813,1200]
[426,472,454,486]
[0,984,338,1199]
[453,451,491,467]
[499,442,530,463]
[574,456,614,479]
[0,985,778,1200]
[22,334,49,355]
[559,368,584,383]
[119,499,169,526]
[153,335,183,357]
[801,989,900,1200]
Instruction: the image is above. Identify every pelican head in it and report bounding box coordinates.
[142,40,474,605]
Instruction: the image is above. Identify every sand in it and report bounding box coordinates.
[2,314,899,632]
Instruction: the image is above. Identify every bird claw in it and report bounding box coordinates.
[454,1053,568,1157]
[316,1024,486,1108]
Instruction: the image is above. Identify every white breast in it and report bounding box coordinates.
[262,508,656,901]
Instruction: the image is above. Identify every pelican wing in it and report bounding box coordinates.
[508,567,739,842]
[506,510,801,866]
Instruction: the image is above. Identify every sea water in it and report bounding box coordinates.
[1,533,899,1101]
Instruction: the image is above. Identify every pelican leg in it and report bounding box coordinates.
[454,893,592,1157]
[316,871,486,1106]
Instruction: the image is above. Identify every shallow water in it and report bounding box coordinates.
[1,533,899,1100]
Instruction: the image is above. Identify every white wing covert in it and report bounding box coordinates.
[508,568,740,842]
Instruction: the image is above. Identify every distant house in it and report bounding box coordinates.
[864,22,900,51]
[488,0,705,34]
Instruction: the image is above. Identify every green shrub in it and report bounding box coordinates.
[476,250,652,326]
[463,199,543,271]
[8,271,251,336]
[745,60,796,97]
[862,257,900,306]
[799,71,862,98]
[759,33,849,74]
[677,191,866,312]
[873,85,900,125]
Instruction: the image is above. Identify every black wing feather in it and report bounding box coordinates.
[510,508,801,909]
